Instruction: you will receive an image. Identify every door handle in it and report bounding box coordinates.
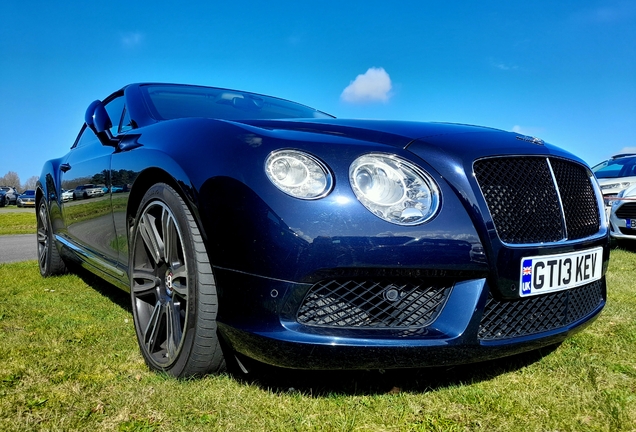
[60,163,71,172]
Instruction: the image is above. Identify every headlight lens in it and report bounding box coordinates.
[265,150,332,199]
[601,183,619,190]
[349,153,440,225]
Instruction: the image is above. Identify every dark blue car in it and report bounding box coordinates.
[37,83,609,377]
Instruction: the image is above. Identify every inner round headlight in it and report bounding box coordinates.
[349,153,440,225]
[265,150,332,199]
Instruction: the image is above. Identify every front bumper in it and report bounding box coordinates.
[17,199,35,207]
[609,202,636,241]
[214,267,605,369]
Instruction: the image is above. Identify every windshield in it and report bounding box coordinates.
[141,84,334,121]
[592,156,636,179]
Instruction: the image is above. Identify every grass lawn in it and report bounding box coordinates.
[0,210,36,235]
[0,250,635,431]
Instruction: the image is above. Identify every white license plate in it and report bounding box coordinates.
[519,247,603,297]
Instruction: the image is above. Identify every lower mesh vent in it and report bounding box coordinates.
[297,279,453,328]
[478,280,604,340]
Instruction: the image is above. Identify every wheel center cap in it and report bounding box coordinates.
[165,269,174,295]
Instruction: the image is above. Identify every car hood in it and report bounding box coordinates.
[231,118,581,162]
[235,118,501,148]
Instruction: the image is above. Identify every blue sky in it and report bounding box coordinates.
[1,1,635,185]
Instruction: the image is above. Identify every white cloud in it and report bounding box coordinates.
[512,125,545,136]
[341,67,392,104]
[495,62,518,71]
[617,147,636,155]
[490,57,519,71]
[121,32,144,48]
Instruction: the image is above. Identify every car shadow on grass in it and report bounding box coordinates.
[232,344,561,396]
[72,264,133,313]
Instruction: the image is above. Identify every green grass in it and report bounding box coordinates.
[1,252,635,431]
[0,212,36,235]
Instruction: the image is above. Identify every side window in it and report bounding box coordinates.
[73,125,99,149]
[120,106,133,133]
[105,96,125,136]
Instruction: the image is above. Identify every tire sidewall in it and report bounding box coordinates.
[130,183,201,376]
[38,201,51,276]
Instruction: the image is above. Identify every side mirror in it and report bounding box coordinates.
[84,100,117,147]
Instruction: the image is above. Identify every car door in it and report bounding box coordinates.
[60,95,126,274]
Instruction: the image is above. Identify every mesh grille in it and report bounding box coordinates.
[478,280,604,340]
[297,279,452,328]
[474,157,600,244]
[615,202,636,219]
[473,158,564,243]
[550,159,600,240]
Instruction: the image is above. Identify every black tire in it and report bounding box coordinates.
[0,196,5,207]
[37,201,67,276]
[130,183,225,377]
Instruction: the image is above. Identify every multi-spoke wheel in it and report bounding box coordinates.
[130,183,225,377]
[37,200,67,276]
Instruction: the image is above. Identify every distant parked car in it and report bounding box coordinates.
[61,189,73,202]
[608,183,636,243]
[0,186,19,206]
[17,189,36,208]
[72,184,104,200]
[592,154,636,205]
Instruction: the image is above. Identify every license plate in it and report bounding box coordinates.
[627,219,634,229]
[520,247,603,297]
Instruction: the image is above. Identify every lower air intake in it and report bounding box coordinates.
[478,280,605,340]
[297,279,452,328]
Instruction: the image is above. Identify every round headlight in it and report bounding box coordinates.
[349,153,440,225]
[265,150,332,199]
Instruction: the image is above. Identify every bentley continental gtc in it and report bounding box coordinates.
[37,83,609,377]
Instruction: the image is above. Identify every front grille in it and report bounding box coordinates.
[619,227,636,235]
[473,157,600,244]
[478,280,604,340]
[297,279,452,328]
[615,202,636,219]
[550,159,601,239]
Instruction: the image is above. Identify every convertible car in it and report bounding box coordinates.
[37,83,609,377]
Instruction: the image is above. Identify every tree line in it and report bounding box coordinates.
[0,171,38,192]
